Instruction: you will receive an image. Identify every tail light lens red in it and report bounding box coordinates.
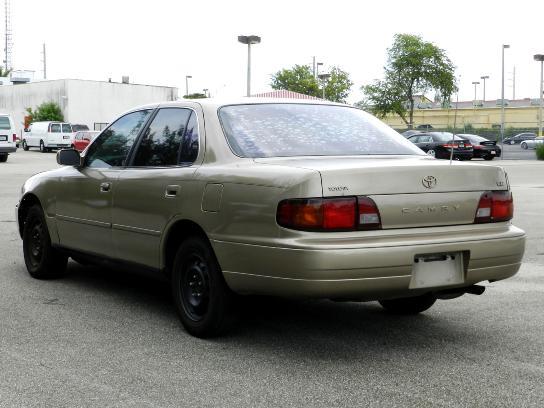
[12,134,16,142]
[474,191,513,223]
[277,196,381,231]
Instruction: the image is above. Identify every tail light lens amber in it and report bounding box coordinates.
[277,196,381,231]
[474,191,513,223]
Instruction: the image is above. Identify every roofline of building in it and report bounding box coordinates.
[13,78,177,90]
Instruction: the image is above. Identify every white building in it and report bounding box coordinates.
[0,78,178,132]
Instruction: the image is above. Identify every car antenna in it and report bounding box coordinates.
[450,83,460,165]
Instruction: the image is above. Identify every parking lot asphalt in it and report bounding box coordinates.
[1,151,543,408]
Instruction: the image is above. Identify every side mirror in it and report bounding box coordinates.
[24,128,30,132]
[57,149,81,166]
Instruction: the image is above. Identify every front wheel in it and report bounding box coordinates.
[171,237,233,337]
[0,154,7,162]
[426,149,436,158]
[379,293,436,315]
[510,140,515,145]
[521,143,528,150]
[22,140,29,151]
[484,155,494,161]
[39,140,46,153]
[22,205,67,279]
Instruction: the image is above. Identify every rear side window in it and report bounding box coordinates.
[219,104,423,158]
[85,110,152,168]
[62,124,72,133]
[50,124,61,133]
[0,117,11,130]
[132,108,198,166]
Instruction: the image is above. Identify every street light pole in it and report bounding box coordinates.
[318,73,331,100]
[534,54,544,137]
[185,75,192,97]
[472,81,480,102]
[501,45,510,158]
[238,35,261,97]
[316,62,323,79]
[480,75,489,101]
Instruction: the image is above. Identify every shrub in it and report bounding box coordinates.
[25,102,64,122]
[536,144,544,160]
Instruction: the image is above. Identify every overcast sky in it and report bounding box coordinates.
[10,0,544,103]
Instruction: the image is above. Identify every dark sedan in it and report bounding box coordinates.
[457,134,501,160]
[503,133,536,145]
[407,132,473,160]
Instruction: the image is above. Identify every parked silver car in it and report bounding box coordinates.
[520,137,544,149]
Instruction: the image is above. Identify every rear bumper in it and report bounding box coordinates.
[0,146,16,154]
[214,223,525,299]
[44,143,71,149]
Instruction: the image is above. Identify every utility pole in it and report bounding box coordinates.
[42,43,47,79]
[512,66,516,100]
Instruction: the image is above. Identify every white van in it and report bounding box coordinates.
[0,114,17,162]
[22,122,73,152]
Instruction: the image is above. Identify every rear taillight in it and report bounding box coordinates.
[12,133,16,142]
[277,196,381,231]
[442,144,455,148]
[473,145,481,149]
[474,191,513,223]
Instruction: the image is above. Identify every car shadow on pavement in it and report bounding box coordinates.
[53,260,483,360]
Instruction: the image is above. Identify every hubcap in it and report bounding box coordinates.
[180,254,210,321]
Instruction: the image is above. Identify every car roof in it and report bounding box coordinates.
[123,97,347,115]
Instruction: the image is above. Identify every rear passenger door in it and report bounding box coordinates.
[112,107,201,268]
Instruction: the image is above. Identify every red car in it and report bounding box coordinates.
[72,131,100,152]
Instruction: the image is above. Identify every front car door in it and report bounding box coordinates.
[112,107,201,269]
[55,109,153,258]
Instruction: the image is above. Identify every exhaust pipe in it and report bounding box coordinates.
[434,285,486,300]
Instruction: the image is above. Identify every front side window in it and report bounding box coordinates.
[62,124,72,133]
[50,123,61,133]
[132,108,198,166]
[219,104,423,158]
[85,110,151,168]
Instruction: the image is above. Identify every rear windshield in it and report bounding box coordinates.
[0,116,10,130]
[218,104,424,158]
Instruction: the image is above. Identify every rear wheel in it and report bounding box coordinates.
[426,149,436,158]
[39,140,46,153]
[0,154,7,162]
[484,155,494,161]
[22,140,29,151]
[510,140,515,145]
[379,293,436,315]
[521,142,528,150]
[171,237,233,337]
[22,205,67,279]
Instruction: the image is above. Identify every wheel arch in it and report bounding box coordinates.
[162,219,211,278]
[18,193,43,238]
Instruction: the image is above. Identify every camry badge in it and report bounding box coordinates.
[422,176,437,189]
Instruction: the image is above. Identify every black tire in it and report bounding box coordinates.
[521,143,528,150]
[39,140,46,153]
[22,140,29,151]
[484,155,494,161]
[0,154,7,162]
[379,293,436,315]
[22,205,67,279]
[171,237,233,337]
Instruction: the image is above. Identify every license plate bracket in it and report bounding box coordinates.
[409,252,464,289]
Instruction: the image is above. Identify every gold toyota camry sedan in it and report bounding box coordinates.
[16,99,526,337]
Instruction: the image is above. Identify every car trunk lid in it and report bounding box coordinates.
[255,156,509,228]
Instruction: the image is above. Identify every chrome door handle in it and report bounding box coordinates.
[100,182,111,193]
[165,185,180,198]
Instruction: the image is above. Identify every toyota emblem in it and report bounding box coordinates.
[422,176,437,189]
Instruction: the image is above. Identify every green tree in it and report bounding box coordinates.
[361,34,456,128]
[321,66,353,103]
[271,64,320,96]
[271,64,353,102]
[26,102,64,122]
[0,67,12,77]
[183,93,207,99]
